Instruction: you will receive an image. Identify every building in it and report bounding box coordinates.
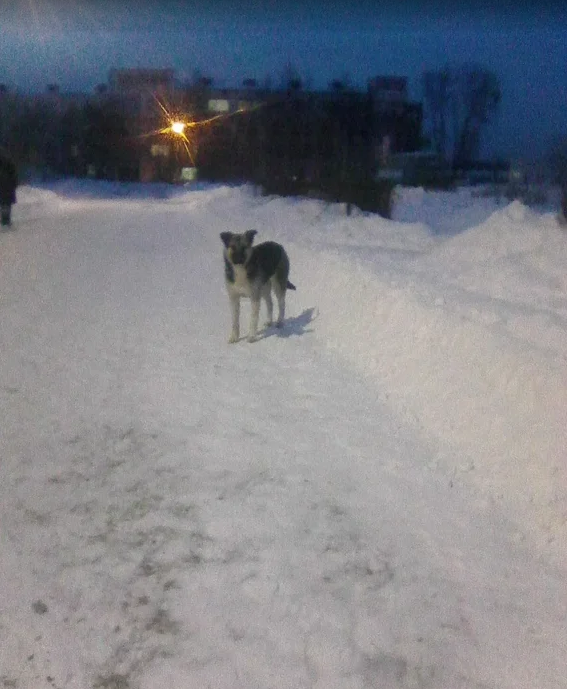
[107,68,179,181]
[108,68,175,115]
[368,76,408,103]
[368,75,422,158]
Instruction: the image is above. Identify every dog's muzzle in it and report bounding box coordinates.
[229,248,247,264]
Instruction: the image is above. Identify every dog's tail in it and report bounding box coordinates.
[287,280,296,291]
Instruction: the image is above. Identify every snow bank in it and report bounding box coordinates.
[290,199,567,561]
[31,178,235,201]
[16,185,63,211]
[426,199,548,261]
[3,186,71,229]
[392,185,503,235]
[415,201,567,357]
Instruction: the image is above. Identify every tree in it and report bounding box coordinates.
[546,136,567,221]
[452,65,501,166]
[10,101,55,170]
[59,103,88,176]
[422,64,501,165]
[547,136,567,185]
[422,68,450,158]
[82,100,132,179]
[279,62,303,92]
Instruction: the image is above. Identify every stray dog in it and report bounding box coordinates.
[220,230,296,343]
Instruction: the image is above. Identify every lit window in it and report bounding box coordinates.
[208,99,230,113]
[151,144,170,157]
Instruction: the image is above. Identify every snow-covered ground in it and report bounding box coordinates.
[1,180,566,689]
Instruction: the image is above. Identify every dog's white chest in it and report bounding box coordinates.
[231,265,252,296]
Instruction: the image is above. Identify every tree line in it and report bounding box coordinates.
[0,91,139,181]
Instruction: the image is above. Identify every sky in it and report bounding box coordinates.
[1,0,566,161]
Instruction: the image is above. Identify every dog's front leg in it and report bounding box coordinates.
[248,297,261,342]
[228,293,240,343]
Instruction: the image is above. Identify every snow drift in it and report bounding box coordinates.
[286,193,567,560]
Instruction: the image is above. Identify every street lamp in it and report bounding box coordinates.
[170,121,186,136]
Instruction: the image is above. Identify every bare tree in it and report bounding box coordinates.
[329,73,353,94]
[279,62,303,91]
[423,64,500,165]
[546,136,567,221]
[547,136,567,184]
[452,64,500,166]
[422,67,450,158]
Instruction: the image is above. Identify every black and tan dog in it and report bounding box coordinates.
[220,230,296,343]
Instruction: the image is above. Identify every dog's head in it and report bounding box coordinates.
[220,230,257,265]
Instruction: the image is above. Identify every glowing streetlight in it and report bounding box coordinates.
[145,94,261,168]
[170,121,186,135]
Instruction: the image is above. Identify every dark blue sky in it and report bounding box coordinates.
[2,0,566,161]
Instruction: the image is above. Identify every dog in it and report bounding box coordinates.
[220,230,296,343]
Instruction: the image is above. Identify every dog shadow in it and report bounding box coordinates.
[261,307,317,340]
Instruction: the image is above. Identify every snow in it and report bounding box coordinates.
[1,180,566,688]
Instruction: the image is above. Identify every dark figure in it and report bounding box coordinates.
[561,183,567,224]
[0,149,18,228]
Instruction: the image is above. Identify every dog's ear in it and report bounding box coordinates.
[220,232,233,248]
[244,229,257,245]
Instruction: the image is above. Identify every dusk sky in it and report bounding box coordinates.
[1,0,566,161]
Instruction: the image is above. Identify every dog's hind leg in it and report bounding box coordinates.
[262,282,274,327]
[272,280,286,328]
[272,252,291,328]
[228,293,240,343]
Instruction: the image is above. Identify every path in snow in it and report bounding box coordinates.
[0,196,565,689]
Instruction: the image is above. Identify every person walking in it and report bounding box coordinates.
[0,148,18,228]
